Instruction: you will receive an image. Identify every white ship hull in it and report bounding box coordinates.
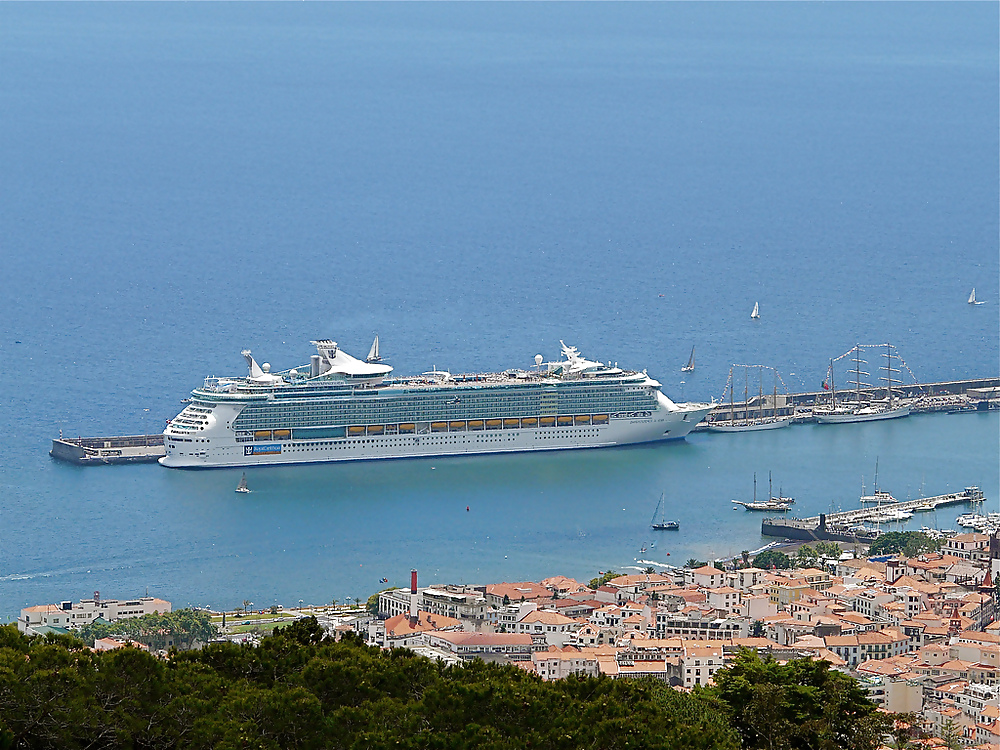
[705,417,792,432]
[814,404,911,424]
[160,398,713,469]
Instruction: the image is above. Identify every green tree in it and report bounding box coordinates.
[77,608,217,651]
[885,712,923,749]
[795,545,819,568]
[753,550,792,570]
[705,650,893,750]
[869,531,938,557]
[684,559,707,569]
[939,718,962,750]
[588,570,621,589]
[814,541,842,560]
[750,620,765,638]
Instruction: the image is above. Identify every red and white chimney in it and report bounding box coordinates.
[409,569,418,623]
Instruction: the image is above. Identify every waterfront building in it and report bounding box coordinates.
[375,611,463,649]
[18,596,171,635]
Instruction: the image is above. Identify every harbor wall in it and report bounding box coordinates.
[50,435,165,465]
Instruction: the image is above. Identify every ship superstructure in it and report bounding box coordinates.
[160,339,714,468]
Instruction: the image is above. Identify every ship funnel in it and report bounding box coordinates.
[310,355,321,378]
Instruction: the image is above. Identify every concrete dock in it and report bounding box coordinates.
[50,435,165,465]
[702,377,999,427]
[761,486,986,543]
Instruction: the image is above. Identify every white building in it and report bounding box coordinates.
[19,596,171,635]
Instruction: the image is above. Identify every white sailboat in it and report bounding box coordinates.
[235,472,251,494]
[366,335,382,363]
[750,302,760,319]
[968,288,985,305]
[681,346,695,373]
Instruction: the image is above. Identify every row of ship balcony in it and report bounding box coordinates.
[241,414,615,441]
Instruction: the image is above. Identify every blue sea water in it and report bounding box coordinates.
[0,3,997,618]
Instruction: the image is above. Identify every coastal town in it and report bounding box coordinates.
[17,530,1000,749]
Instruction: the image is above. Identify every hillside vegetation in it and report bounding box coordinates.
[0,618,892,749]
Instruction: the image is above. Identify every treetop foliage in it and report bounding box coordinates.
[0,621,898,750]
[868,531,939,557]
[587,570,621,589]
[76,607,217,651]
[0,620,738,749]
[752,550,792,570]
[704,650,893,750]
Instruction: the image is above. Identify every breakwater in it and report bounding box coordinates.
[50,435,165,465]
[760,486,985,542]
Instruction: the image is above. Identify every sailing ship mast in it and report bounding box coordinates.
[828,359,837,409]
[729,367,735,426]
[366,335,382,363]
[851,345,869,406]
[881,343,902,408]
[758,367,764,422]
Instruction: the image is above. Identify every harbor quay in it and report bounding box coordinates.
[762,487,989,543]
[703,378,1000,426]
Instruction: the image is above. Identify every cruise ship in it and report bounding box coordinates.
[160,339,715,468]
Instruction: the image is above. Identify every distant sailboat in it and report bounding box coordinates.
[681,346,695,373]
[968,288,985,305]
[650,493,679,530]
[750,302,760,319]
[235,472,251,494]
[366,335,382,362]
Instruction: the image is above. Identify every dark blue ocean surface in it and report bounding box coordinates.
[0,3,996,617]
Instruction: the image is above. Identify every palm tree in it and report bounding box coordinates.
[242,600,251,615]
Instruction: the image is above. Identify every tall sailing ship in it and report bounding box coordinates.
[813,343,912,424]
[160,339,715,468]
[706,364,793,432]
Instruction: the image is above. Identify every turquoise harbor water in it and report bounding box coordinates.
[0,3,997,617]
